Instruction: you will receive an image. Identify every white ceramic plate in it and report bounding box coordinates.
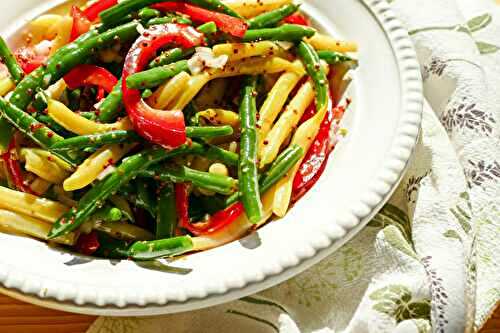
[0,0,422,316]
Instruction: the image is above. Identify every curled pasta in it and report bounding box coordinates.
[147,71,191,109]
[47,99,132,135]
[20,148,71,184]
[306,34,358,53]
[224,0,292,18]
[212,41,282,62]
[63,144,136,191]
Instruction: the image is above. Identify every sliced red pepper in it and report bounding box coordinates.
[283,13,311,26]
[175,183,190,229]
[83,0,118,21]
[292,98,345,202]
[152,2,248,38]
[14,47,46,74]
[122,23,204,149]
[70,6,92,42]
[64,64,118,96]
[2,137,35,194]
[75,231,100,256]
[174,183,243,236]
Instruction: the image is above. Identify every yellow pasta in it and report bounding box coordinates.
[147,71,191,109]
[20,148,71,184]
[53,185,78,207]
[260,80,315,168]
[0,209,76,245]
[49,16,73,55]
[0,77,15,96]
[257,61,305,147]
[195,79,228,109]
[224,0,292,18]
[46,79,68,100]
[0,186,69,222]
[213,41,282,62]
[197,109,240,128]
[192,186,276,251]
[28,14,64,43]
[64,144,136,191]
[306,34,358,53]
[47,99,132,135]
[29,178,52,195]
[173,57,301,110]
[272,101,331,217]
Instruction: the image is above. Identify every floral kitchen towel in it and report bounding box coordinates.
[88,0,500,332]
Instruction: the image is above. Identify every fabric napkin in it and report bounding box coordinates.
[88,0,500,332]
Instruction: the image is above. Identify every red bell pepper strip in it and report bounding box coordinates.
[64,64,118,97]
[175,183,190,229]
[70,6,92,42]
[174,183,243,236]
[14,47,46,74]
[83,0,118,21]
[2,137,35,194]
[283,12,310,26]
[152,2,248,38]
[122,23,204,149]
[75,231,100,256]
[292,101,348,202]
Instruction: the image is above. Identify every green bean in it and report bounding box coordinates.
[0,37,24,83]
[47,144,206,239]
[247,4,299,29]
[243,24,316,42]
[98,80,123,123]
[126,60,189,89]
[140,165,238,195]
[36,115,74,138]
[10,22,139,111]
[146,15,193,26]
[225,144,303,206]
[203,143,239,166]
[197,21,218,35]
[135,179,158,217]
[156,183,176,239]
[78,112,97,121]
[31,89,49,113]
[138,7,161,20]
[101,0,240,27]
[127,235,193,260]
[298,41,328,113]
[0,118,13,151]
[189,0,243,18]
[186,126,233,139]
[68,88,82,111]
[0,97,80,165]
[148,48,193,69]
[141,89,153,99]
[238,76,261,223]
[50,131,141,151]
[317,50,355,65]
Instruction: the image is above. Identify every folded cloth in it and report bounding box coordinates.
[88,0,500,332]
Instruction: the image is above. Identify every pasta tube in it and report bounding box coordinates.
[306,34,358,53]
[147,71,191,109]
[197,109,240,128]
[0,76,15,96]
[0,209,76,245]
[0,186,69,222]
[224,0,293,18]
[212,41,282,62]
[29,177,52,195]
[64,143,136,191]
[259,80,315,168]
[257,61,305,147]
[20,148,71,183]
[49,16,73,55]
[272,101,332,217]
[47,99,132,135]
[173,57,301,110]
